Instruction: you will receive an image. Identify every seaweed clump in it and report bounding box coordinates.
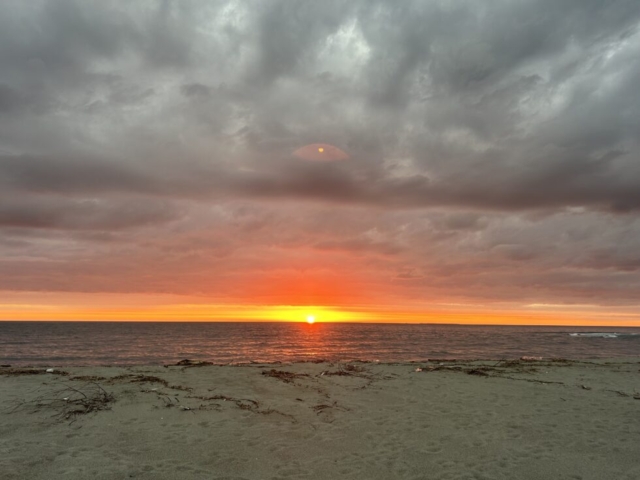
[261,369,310,384]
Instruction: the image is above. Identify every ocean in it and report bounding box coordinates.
[1,322,639,366]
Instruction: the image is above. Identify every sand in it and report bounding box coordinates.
[1,359,639,480]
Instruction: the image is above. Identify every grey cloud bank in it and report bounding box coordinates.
[1,0,640,313]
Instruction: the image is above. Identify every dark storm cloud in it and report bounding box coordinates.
[0,195,180,231]
[181,83,212,98]
[0,85,28,114]
[248,0,357,84]
[4,151,640,213]
[3,0,638,212]
[2,0,640,310]
[0,1,201,77]
[0,155,150,194]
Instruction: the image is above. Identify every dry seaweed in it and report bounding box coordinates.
[70,375,107,382]
[466,369,490,377]
[419,362,539,376]
[261,369,310,383]
[9,381,114,424]
[311,401,350,415]
[605,389,630,397]
[319,364,368,377]
[317,364,387,391]
[312,402,337,413]
[189,392,296,421]
[176,359,212,366]
[108,374,192,392]
[168,359,215,368]
[416,361,640,399]
[190,393,260,411]
[0,368,69,377]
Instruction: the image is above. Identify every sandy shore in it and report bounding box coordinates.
[1,359,639,480]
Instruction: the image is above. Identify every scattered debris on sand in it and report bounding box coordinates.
[261,369,310,383]
[9,382,114,423]
[0,368,69,377]
[109,374,192,391]
[169,359,215,368]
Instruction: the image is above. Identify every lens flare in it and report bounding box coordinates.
[293,143,349,161]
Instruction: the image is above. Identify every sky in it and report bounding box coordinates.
[2,0,640,324]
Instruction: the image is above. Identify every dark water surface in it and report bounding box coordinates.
[1,322,639,366]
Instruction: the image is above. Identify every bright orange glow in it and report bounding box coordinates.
[306,315,315,324]
[237,271,363,307]
[318,147,324,153]
[2,293,640,325]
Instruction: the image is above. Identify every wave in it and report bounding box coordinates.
[569,332,639,338]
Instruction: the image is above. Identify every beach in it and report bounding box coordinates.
[1,359,639,480]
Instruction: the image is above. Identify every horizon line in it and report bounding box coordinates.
[1,319,639,328]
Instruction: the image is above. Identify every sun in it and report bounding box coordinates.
[306,315,316,324]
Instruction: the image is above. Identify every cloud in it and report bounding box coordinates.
[0,195,181,231]
[1,0,640,313]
